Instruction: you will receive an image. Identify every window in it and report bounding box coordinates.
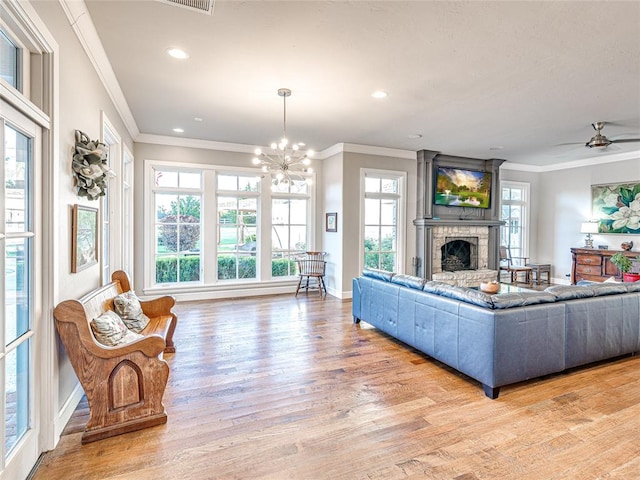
[153,168,202,284]
[362,170,406,273]
[271,177,309,277]
[0,30,19,89]
[0,5,55,478]
[101,116,121,283]
[122,146,134,274]
[272,197,307,277]
[2,99,41,479]
[216,174,259,280]
[500,181,530,259]
[145,161,314,291]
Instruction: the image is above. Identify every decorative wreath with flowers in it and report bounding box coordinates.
[72,130,115,201]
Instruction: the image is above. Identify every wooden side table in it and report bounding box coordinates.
[526,263,551,285]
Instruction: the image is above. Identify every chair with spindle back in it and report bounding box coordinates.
[295,252,327,297]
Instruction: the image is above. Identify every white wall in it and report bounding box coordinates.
[535,157,640,282]
[321,152,344,296]
[31,0,134,431]
[342,151,417,295]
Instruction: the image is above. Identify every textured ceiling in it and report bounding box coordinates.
[83,0,640,167]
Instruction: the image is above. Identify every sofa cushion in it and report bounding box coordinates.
[423,281,494,308]
[624,281,640,293]
[544,285,594,301]
[362,268,395,282]
[391,274,425,290]
[588,283,629,296]
[491,291,556,309]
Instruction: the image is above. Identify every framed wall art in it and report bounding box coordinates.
[591,182,640,234]
[71,204,99,272]
[326,212,337,232]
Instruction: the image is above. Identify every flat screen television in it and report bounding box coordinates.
[434,167,492,209]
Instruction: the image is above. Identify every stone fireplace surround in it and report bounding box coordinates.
[441,236,478,271]
[413,150,505,287]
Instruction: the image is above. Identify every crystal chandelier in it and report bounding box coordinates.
[252,88,313,185]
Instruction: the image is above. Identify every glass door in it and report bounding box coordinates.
[1,102,39,479]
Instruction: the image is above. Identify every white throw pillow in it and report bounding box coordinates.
[114,291,150,333]
[90,310,129,346]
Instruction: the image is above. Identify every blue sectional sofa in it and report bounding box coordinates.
[352,269,640,398]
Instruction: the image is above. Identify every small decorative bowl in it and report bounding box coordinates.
[480,281,500,294]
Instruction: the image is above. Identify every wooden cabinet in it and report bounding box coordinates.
[571,247,635,284]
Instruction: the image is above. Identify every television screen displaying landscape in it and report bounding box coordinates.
[434,167,492,209]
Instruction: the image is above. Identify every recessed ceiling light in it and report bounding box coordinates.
[408,134,423,139]
[489,146,504,151]
[173,127,184,133]
[371,90,388,99]
[166,48,189,59]
[194,117,203,122]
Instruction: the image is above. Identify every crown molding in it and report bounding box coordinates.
[135,133,258,153]
[134,136,419,162]
[135,133,640,171]
[503,149,640,173]
[315,143,416,160]
[341,143,417,160]
[59,0,139,139]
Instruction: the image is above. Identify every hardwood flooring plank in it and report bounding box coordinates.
[34,294,640,479]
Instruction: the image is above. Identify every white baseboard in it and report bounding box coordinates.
[54,382,84,442]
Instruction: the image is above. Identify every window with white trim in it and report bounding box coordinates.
[0,29,19,89]
[500,181,530,259]
[153,168,202,284]
[122,146,134,274]
[217,174,259,280]
[361,170,406,273]
[146,161,313,289]
[272,179,309,277]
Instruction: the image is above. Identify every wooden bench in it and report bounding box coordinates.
[53,270,177,443]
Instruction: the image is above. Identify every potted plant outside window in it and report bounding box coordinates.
[610,253,640,282]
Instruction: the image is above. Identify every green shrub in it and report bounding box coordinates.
[217,256,257,280]
[156,255,200,283]
[272,258,296,277]
[157,255,296,283]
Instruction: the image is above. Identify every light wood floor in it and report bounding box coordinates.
[34,293,640,479]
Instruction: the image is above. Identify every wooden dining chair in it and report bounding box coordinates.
[499,246,533,286]
[295,253,327,297]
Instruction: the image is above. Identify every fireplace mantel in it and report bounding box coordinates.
[414,219,505,228]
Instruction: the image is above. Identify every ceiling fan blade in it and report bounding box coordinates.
[611,138,640,143]
[554,142,583,147]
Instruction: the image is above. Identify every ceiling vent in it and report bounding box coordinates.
[156,0,214,15]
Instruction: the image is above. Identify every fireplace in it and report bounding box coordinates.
[441,237,478,271]
[413,150,504,287]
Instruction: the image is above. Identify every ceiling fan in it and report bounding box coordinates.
[585,121,640,149]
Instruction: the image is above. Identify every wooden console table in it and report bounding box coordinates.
[570,247,636,284]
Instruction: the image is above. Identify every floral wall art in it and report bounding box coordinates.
[592,182,640,234]
[72,130,114,200]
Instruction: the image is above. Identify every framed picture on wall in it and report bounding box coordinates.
[71,204,99,273]
[326,212,337,232]
[591,182,640,234]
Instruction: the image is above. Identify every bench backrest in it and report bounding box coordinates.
[54,279,128,357]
